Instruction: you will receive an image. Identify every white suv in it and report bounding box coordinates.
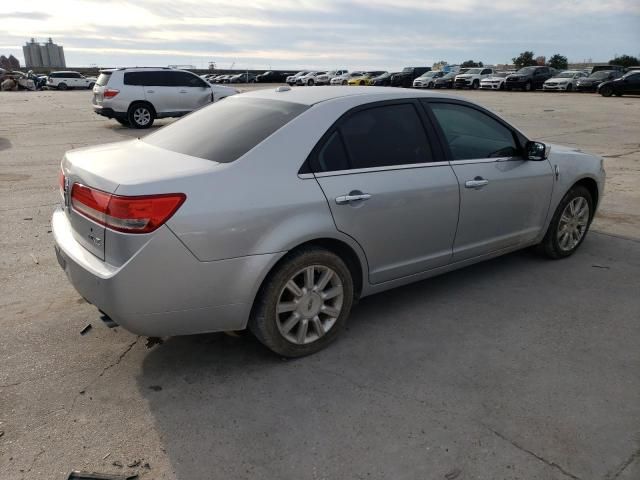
[91,67,239,128]
[315,70,348,85]
[454,67,495,89]
[47,71,97,90]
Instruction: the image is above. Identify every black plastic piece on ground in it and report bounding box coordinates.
[67,472,138,480]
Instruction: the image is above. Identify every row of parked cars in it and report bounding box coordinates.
[280,65,640,96]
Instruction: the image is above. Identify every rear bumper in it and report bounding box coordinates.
[52,208,283,336]
[92,105,127,120]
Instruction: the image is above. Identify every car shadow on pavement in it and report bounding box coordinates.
[134,234,640,479]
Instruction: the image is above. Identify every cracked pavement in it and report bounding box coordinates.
[1,89,639,479]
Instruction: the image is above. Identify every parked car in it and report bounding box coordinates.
[505,66,556,91]
[228,72,257,84]
[91,67,239,128]
[296,72,327,86]
[433,69,468,89]
[315,70,349,85]
[543,70,588,91]
[576,70,623,92]
[47,71,97,90]
[591,64,626,75]
[370,71,397,86]
[286,71,309,86]
[331,71,365,85]
[413,71,445,88]
[598,70,640,97]
[479,72,509,90]
[454,68,495,89]
[55,86,605,357]
[214,74,232,83]
[256,71,290,83]
[390,67,431,87]
[348,71,386,86]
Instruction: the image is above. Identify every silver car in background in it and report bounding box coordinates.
[54,87,605,357]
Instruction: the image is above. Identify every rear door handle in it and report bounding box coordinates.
[465,177,489,189]
[146,90,155,94]
[335,193,372,204]
[179,89,188,93]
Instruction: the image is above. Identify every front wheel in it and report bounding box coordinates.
[472,80,479,89]
[307,79,314,86]
[342,80,348,85]
[566,83,573,92]
[537,185,593,259]
[57,82,68,91]
[88,83,95,89]
[523,81,532,92]
[600,85,613,97]
[249,247,354,357]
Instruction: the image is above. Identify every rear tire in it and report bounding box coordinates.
[537,185,593,259]
[472,80,480,89]
[127,103,154,129]
[523,81,532,92]
[57,82,68,91]
[249,247,354,357]
[307,79,315,86]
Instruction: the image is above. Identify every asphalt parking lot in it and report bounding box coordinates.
[1,86,639,480]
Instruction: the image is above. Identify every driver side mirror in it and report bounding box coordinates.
[526,141,549,161]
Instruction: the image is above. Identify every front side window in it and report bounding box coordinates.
[313,103,433,172]
[143,98,308,163]
[428,102,519,160]
[171,71,208,87]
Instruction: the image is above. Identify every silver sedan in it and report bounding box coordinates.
[53,86,605,357]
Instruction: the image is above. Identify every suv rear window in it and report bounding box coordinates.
[143,98,308,163]
[96,73,111,86]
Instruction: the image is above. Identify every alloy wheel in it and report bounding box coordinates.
[276,265,344,345]
[557,196,590,251]
[133,107,151,126]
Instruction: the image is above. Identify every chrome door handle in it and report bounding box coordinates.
[146,90,155,93]
[179,89,188,93]
[465,177,489,189]
[335,193,372,204]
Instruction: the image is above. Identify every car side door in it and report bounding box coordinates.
[623,72,640,94]
[309,100,460,284]
[138,71,176,115]
[423,99,554,261]
[172,71,212,112]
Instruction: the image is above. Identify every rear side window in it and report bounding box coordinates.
[170,71,208,87]
[337,103,432,170]
[124,71,172,86]
[428,102,518,160]
[96,73,111,86]
[143,98,308,163]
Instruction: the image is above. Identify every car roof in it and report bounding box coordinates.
[238,85,468,106]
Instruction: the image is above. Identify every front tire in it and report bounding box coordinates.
[57,82,68,91]
[249,247,354,357]
[307,79,315,86]
[537,185,593,259]
[472,79,480,89]
[566,83,573,92]
[523,81,532,92]
[600,85,613,97]
[127,103,154,129]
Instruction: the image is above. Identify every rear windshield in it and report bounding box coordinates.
[143,98,309,163]
[96,73,111,86]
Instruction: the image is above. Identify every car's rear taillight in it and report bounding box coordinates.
[71,183,185,234]
[103,88,119,98]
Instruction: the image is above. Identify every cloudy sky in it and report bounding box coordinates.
[1,0,639,71]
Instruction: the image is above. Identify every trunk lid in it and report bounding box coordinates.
[61,139,219,261]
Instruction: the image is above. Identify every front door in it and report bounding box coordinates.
[310,101,459,284]
[171,71,212,112]
[425,100,554,261]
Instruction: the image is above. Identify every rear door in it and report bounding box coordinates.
[310,100,459,284]
[131,71,175,115]
[171,71,212,112]
[424,99,554,261]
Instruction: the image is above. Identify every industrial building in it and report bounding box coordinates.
[22,38,66,68]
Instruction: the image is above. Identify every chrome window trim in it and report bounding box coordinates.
[449,157,515,166]
[312,161,451,178]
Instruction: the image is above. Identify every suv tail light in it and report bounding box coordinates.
[103,88,120,98]
[71,183,185,234]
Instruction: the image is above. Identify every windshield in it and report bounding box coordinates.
[465,68,482,74]
[590,71,611,79]
[556,72,577,78]
[516,67,536,74]
[442,72,457,79]
[376,72,391,79]
[420,72,435,78]
[402,67,413,73]
[144,98,309,163]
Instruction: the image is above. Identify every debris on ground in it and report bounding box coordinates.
[102,452,111,460]
[0,430,4,438]
[80,324,93,335]
[148,385,162,392]
[145,337,164,349]
[67,472,138,480]
[111,461,123,468]
[30,253,39,264]
[592,264,611,269]
[127,459,141,468]
[445,468,462,480]
[23,217,33,221]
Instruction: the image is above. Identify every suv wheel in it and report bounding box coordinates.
[128,103,154,129]
[600,85,614,97]
[250,247,354,357]
[57,82,68,91]
[472,79,480,89]
[342,80,348,85]
[307,79,315,86]
[523,80,532,92]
